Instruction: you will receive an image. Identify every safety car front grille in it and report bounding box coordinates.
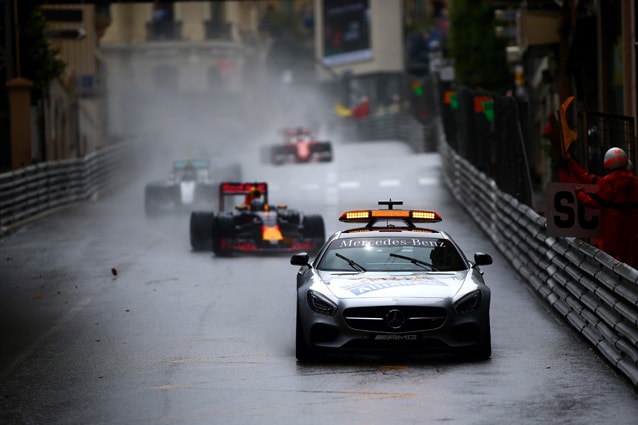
[343,306,446,333]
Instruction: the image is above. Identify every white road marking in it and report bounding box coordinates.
[338,181,360,189]
[299,183,320,190]
[418,177,438,186]
[326,172,338,184]
[379,179,401,187]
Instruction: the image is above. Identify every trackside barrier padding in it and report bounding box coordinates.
[437,118,638,387]
[0,142,130,234]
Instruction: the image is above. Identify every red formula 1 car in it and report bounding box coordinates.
[189,182,326,256]
[269,128,333,165]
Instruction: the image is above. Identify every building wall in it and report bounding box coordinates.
[43,4,105,159]
[99,2,251,139]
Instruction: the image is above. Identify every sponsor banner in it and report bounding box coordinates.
[322,0,372,66]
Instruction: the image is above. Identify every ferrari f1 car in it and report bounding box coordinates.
[189,182,325,256]
[144,159,219,216]
[291,200,493,362]
[269,127,333,165]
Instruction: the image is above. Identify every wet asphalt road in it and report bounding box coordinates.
[1,140,637,425]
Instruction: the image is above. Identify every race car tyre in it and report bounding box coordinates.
[320,144,333,162]
[190,211,215,251]
[145,184,180,216]
[271,146,287,165]
[296,309,320,362]
[302,215,325,240]
[312,142,333,162]
[144,185,162,216]
[212,215,235,256]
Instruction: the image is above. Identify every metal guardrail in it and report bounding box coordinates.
[437,118,638,387]
[0,142,129,235]
[333,112,436,153]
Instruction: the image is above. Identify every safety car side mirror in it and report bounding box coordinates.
[291,252,310,266]
[473,252,493,266]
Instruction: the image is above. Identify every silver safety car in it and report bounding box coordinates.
[291,200,493,362]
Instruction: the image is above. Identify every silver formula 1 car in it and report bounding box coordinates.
[144,159,218,216]
[291,200,493,362]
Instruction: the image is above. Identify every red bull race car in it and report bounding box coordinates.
[269,127,333,165]
[189,182,325,256]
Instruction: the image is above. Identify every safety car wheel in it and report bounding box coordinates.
[296,309,319,362]
[460,324,491,361]
[474,327,492,361]
[212,215,235,256]
[190,211,215,251]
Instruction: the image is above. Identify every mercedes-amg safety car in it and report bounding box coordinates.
[291,200,493,362]
[269,127,333,165]
[144,159,217,216]
[189,182,325,256]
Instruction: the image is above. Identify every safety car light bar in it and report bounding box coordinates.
[339,209,442,223]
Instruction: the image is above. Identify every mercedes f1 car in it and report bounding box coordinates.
[189,182,325,256]
[291,200,493,362]
[144,159,217,216]
[269,128,333,165]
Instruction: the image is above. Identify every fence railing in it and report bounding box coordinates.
[0,142,129,235]
[438,118,638,386]
[332,112,436,153]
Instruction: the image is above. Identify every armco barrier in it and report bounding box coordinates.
[334,113,435,153]
[438,118,638,386]
[0,142,129,235]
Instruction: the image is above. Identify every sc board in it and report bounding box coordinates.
[545,182,601,238]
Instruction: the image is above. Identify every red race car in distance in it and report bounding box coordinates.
[269,127,333,165]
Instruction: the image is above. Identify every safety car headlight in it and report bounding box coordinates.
[453,290,482,315]
[307,290,337,316]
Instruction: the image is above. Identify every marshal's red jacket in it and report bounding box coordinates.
[576,168,638,268]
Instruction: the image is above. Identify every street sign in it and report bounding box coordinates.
[545,182,601,237]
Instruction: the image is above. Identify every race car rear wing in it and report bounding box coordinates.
[218,182,268,211]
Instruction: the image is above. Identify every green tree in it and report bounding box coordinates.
[447,0,510,93]
[18,2,66,101]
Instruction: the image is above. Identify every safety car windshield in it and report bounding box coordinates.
[316,237,467,272]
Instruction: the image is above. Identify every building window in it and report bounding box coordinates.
[153,3,174,22]
[147,3,180,40]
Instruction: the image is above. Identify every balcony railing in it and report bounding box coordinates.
[146,20,182,41]
[204,20,232,41]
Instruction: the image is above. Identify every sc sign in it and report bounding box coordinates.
[546,182,601,238]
